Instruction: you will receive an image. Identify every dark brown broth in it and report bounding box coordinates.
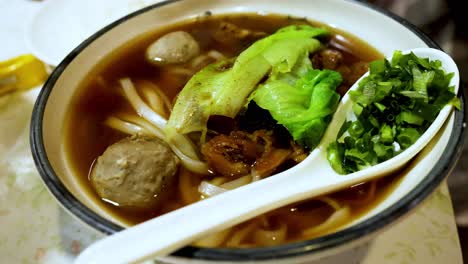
[65,13,397,245]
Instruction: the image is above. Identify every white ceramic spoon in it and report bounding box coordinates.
[75,48,459,264]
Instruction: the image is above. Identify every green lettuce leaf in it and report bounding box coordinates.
[166,25,328,137]
[250,57,342,149]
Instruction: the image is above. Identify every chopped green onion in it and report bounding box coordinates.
[399,90,429,99]
[327,142,345,174]
[396,128,420,149]
[412,66,434,103]
[348,120,364,138]
[370,60,386,74]
[353,103,364,116]
[327,50,458,174]
[391,50,403,65]
[337,120,352,139]
[396,111,424,125]
[380,124,394,143]
[368,115,380,128]
[373,143,394,159]
[386,114,395,122]
[374,102,386,112]
[413,102,439,121]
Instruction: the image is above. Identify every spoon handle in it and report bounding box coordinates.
[74,151,345,264]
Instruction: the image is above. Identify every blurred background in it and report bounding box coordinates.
[368,0,468,260]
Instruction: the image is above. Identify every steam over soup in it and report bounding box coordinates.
[65,13,402,248]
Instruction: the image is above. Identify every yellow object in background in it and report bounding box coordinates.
[0,54,48,95]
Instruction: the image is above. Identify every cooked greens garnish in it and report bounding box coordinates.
[327,51,459,174]
[250,65,342,149]
[166,25,329,138]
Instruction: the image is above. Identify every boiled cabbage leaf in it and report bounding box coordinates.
[166,25,329,138]
[250,57,342,149]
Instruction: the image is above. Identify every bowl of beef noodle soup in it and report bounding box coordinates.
[31,0,464,262]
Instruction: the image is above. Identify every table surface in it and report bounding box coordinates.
[0,1,463,263]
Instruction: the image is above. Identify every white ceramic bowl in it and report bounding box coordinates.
[30,0,465,263]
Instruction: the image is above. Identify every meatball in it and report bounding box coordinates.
[311,48,343,70]
[146,31,200,65]
[90,136,179,209]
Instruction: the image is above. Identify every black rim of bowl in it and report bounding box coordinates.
[30,0,466,261]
